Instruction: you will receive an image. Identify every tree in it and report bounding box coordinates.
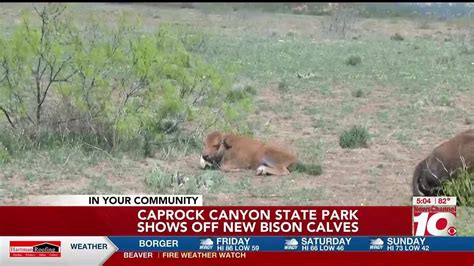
[0,4,254,154]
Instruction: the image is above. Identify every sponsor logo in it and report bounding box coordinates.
[10,241,61,257]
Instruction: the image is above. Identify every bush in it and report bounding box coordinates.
[439,167,474,206]
[352,89,364,98]
[391,33,404,41]
[435,54,456,66]
[0,142,11,164]
[145,167,176,193]
[339,126,370,148]
[292,162,323,176]
[345,55,362,66]
[187,171,225,193]
[278,80,289,93]
[244,85,257,96]
[226,84,257,102]
[0,4,254,154]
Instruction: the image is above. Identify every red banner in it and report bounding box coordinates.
[0,206,412,236]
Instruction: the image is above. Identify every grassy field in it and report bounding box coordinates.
[0,3,473,234]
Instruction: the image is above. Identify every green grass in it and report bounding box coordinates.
[457,207,474,236]
[440,168,474,206]
[312,117,337,132]
[84,176,116,194]
[376,111,389,124]
[144,166,230,195]
[191,31,473,109]
[431,167,473,236]
[296,139,326,164]
[284,188,325,205]
[291,163,323,176]
[0,146,106,181]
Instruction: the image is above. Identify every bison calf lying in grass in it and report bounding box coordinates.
[199,131,322,176]
[413,129,474,197]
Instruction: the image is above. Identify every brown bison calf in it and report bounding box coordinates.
[199,131,298,176]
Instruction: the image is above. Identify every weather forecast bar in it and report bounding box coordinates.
[107,236,474,252]
[2,236,473,266]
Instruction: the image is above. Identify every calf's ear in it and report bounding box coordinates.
[222,135,232,149]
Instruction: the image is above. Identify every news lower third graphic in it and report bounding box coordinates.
[0,195,472,265]
[2,236,474,265]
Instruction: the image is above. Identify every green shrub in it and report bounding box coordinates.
[278,80,290,93]
[352,89,364,98]
[439,168,474,206]
[244,85,257,96]
[145,167,176,192]
[291,162,323,176]
[0,4,254,154]
[226,85,257,102]
[339,126,370,148]
[436,55,456,65]
[431,94,454,107]
[345,55,362,66]
[0,142,11,164]
[190,171,225,192]
[391,33,404,41]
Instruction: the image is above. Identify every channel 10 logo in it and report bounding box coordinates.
[412,205,457,236]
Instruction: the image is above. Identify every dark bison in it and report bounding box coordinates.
[413,129,474,196]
